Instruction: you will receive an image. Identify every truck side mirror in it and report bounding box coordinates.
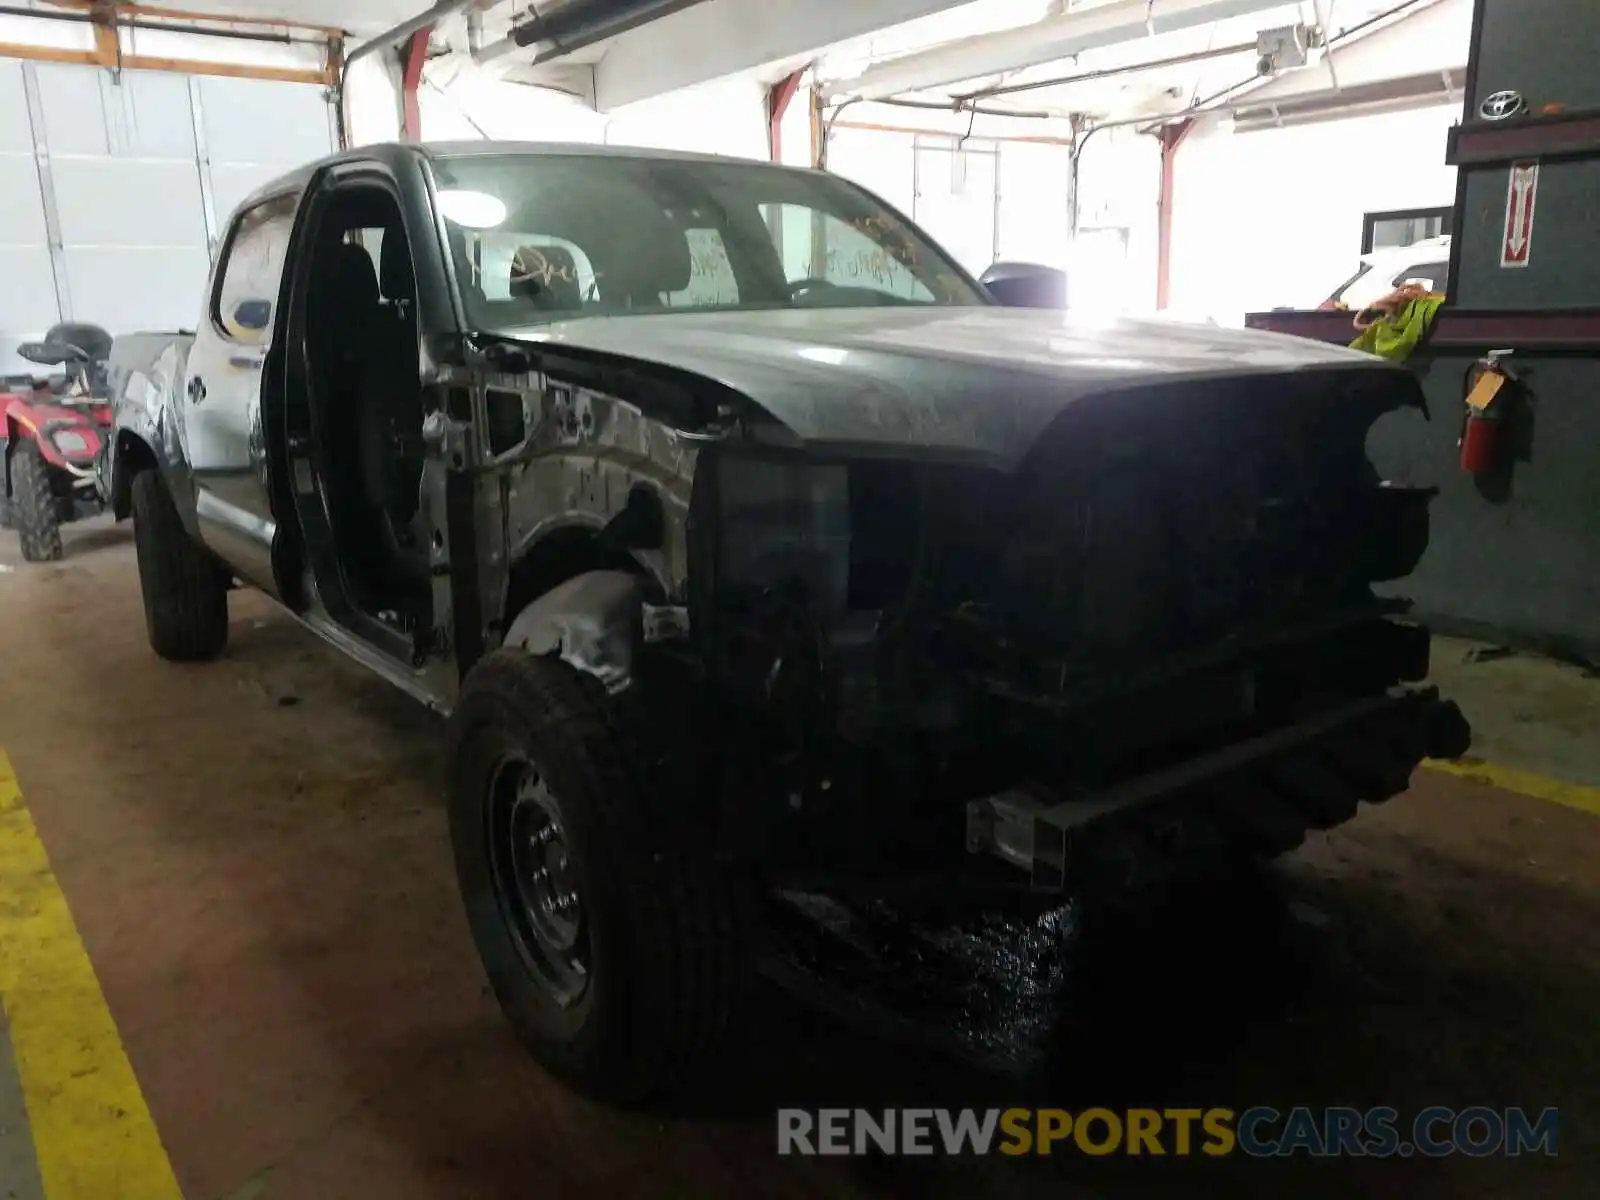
[16,341,77,367]
[233,299,272,332]
[980,261,1068,309]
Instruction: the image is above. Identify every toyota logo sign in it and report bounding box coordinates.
[1480,90,1526,120]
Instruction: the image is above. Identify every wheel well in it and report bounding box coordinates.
[113,431,159,519]
[502,526,646,628]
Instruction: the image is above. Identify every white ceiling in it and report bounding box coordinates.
[88,0,1462,126]
[426,0,983,111]
[131,1,426,35]
[817,0,1465,124]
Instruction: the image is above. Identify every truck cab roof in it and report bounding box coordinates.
[234,139,823,215]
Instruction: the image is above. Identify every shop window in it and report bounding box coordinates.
[1362,206,1453,254]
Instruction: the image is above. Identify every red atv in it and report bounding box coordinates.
[1,323,113,561]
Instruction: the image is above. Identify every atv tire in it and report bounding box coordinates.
[449,649,750,1105]
[12,441,63,562]
[130,469,228,661]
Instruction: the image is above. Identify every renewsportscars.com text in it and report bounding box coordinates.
[777,1106,1559,1158]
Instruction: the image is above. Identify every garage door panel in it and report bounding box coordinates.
[63,248,210,331]
[0,249,61,331]
[35,64,197,158]
[0,157,50,245]
[913,138,997,276]
[0,62,33,154]
[34,64,111,156]
[0,246,63,376]
[51,158,207,247]
[199,75,333,165]
[996,142,1071,268]
[1,63,331,362]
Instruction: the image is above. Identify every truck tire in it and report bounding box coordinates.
[449,649,750,1104]
[130,469,228,661]
[12,441,63,562]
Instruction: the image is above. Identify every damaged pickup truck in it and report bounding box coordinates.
[107,141,1469,1102]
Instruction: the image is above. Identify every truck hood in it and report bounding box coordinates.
[509,306,1403,469]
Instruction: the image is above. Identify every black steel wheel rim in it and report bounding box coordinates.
[487,754,589,1008]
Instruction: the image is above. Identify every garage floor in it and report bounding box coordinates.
[1,518,1597,1199]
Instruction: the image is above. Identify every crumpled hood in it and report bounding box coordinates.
[510,306,1400,469]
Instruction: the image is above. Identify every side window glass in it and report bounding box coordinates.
[664,228,738,307]
[213,194,297,346]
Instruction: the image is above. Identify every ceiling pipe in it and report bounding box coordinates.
[1309,0,1341,91]
[872,95,1055,119]
[1178,0,1436,119]
[957,38,1258,102]
[1228,67,1463,130]
[473,0,711,66]
[1058,0,1446,234]
[823,0,1297,101]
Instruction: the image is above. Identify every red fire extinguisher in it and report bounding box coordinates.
[1459,350,1515,474]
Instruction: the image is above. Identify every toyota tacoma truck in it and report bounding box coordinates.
[105,141,1469,1103]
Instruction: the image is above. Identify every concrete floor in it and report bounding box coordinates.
[1,517,1597,1199]
[0,1016,44,1200]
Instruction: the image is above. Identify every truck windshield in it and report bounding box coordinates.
[428,151,988,330]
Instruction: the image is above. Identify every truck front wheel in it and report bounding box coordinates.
[12,441,63,562]
[449,650,750,1104]
[130,469,228,661]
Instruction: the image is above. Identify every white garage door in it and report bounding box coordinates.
[0,59,336,375]
[824,126,1074,280]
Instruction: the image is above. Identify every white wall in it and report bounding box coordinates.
[419,66,606,142]
[826,128,1084,282]
[1167,103,1460,324]
[776,84,812,167]
[819,100,1079,280]
[1072,126,1161,314]
[344,51,404,146]
[604,77,768,159]
[419,68,766,160]
[592,0,990,111]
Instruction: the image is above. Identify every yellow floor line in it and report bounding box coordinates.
[1424,757,1600,818]
[0,750,183,1200]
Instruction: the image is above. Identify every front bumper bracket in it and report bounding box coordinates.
[966,686,1469,891]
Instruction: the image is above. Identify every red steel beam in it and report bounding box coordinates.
[1155,118,1194,311]
[401,26,430,141]
[766,69,805,163]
